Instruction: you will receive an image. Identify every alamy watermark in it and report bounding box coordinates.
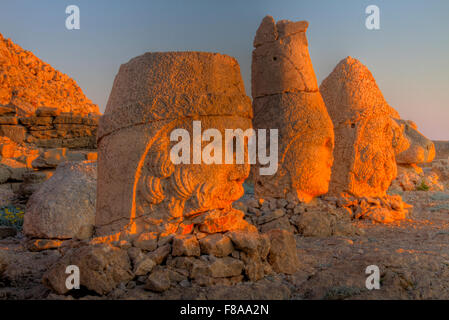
[169,121,279,176]
[365,265,381,290]
[365,5,380,30]
[66,5,80,30]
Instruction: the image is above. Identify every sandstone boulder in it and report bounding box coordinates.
[23,161,96,239]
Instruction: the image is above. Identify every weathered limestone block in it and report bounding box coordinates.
[23,161,96,239]
[96,52,254,237]
[320,57,400,198]
[252,16,334,202]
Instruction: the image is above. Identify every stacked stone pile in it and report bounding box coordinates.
[43,227,298,295]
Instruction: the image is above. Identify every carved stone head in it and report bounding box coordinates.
[251,16,335,202]
[96,52,253,236]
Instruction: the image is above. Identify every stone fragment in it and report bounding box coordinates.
[23,161,96,239]
[133,232,158,251]
[172,234,201,257]
[198,209,257,233]
[36,107,61,117]
[145,269,171,292]
[27,239,63,252]
[31,148,67,168]
[295,211,333,237]
[207,256,244,278]
[258,208,285,224]
[227,230,270,258]
[259,215,294,233]
[148,244,171,265]
[43,244,133,295]
[199,234,234,257]
[133,257,156,276]
[267,229,299,274]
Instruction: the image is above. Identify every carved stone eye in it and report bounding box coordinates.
[272,56,277,61]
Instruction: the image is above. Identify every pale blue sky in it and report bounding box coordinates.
[0,0,448,139]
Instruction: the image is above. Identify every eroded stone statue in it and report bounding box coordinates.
[96,52,256,238]
[320,56,413,222]
[251,16,334,203]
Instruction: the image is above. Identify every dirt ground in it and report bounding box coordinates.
[1,190,449,300]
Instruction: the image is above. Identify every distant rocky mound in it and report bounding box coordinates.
[0,33,100,206]
[0,33,99,116]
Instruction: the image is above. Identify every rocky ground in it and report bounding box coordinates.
[1,189,449,300]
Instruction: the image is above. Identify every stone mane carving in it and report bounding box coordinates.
[96,52,255,237]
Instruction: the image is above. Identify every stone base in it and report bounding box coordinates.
[42,210,299,295]
[239,193,410,237]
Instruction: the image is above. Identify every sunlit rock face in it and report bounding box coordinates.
[251,16,334,203]
[96,52,255,237]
